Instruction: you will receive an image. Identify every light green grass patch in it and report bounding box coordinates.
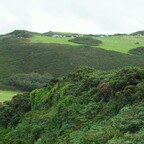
[0,90,21,102]
[96,35,144,53]
[30,35,144,54]
[30,35,80,46]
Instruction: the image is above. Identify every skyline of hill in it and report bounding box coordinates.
[1,29,144,36]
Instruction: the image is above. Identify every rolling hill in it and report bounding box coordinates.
[0,30,144,90]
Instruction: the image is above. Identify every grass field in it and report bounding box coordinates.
[30,35,144,54]
[30,35,80,46]
[0,90,21,102]
[96,35,144,53]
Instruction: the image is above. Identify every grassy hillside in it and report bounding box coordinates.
[30,34,144,54]
[96,35,144,53]
[131,30,144,36]
[30,35,80,46]
[0,90,21,102]
[0,66,144,143]
[0,30,144,89]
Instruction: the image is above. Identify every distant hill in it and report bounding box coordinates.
[131,30,144,36]
[0,30,144,89]
[43,31,80,37]
[0,30,41,38]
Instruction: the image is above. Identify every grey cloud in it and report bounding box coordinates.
[0,0,144,34]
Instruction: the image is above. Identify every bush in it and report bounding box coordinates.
[0,93,31,127]
[129,47,144,55]
[69,37,102,46]
[7,73,53,91]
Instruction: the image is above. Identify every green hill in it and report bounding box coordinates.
[0,30,144,90]
[131,30,144,36]
[0,66,144,143]
[68,37,102,46]
[30,34,144,54]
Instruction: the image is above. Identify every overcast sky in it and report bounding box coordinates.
[0,0,144,34]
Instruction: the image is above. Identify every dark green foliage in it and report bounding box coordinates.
[0,93,31,127]
[2,30,40,38]
[84,34,106,37]
[0,35,144,89]
[69,37,102,46]
[129,46,144,55]
[131,30,144,36]
[0,66,144,143]
[7,72,53,91]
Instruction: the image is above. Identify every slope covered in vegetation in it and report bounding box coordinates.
[129,47,144,55]
[1,30,144,91]
[0,66,144,143]
[0,32,144,82]
[131,30,144,36]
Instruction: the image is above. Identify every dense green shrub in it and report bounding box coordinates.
[5,30,39,38]
[129,46,144,55]
[0,66,144,143]
[7,73,53,91]
[69,37,102,46]
[0,93,31,127]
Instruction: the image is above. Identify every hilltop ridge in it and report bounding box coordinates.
[1,29,144,37]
